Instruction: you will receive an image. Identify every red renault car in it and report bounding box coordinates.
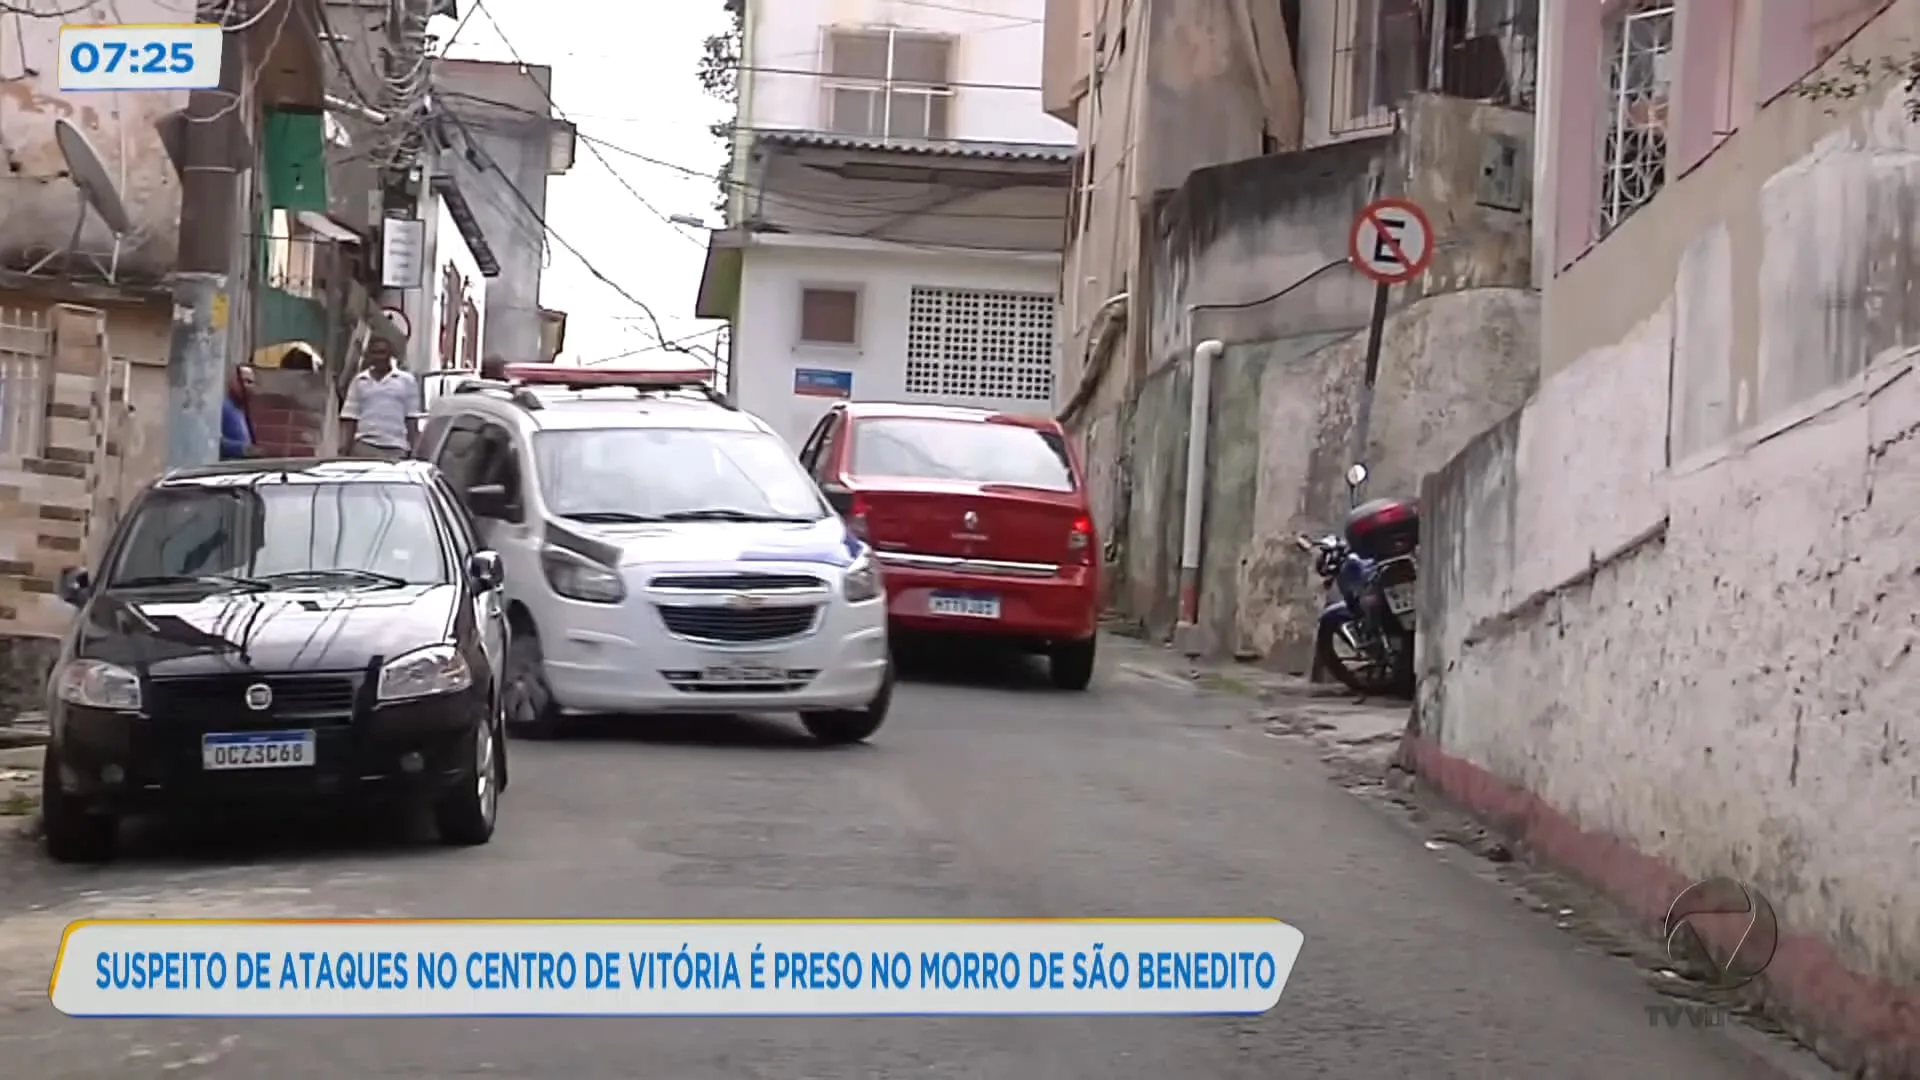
[796,403,1100,690]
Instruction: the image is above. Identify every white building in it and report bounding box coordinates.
[695,0,1076,449]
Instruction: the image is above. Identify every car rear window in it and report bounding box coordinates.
[849,418,1076,492]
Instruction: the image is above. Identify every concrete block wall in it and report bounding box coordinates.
[1411,6,1920,1073]
[0,305,116,718]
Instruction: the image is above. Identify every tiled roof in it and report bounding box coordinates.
[750,129,1074,162]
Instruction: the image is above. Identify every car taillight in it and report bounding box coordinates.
[849,494,871,539]
[1067,514,1093,564]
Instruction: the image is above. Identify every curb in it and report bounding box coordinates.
[0,728,47,750]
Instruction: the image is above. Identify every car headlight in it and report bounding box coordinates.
[541,545,626,603]
[377,644,473,702]
[56,659,142,711]
[843,553,881,603]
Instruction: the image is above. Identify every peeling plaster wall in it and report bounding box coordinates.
[1124,288,1536,662]
[1104,95,1539,660]
[0,1,189,279]
[1420,1,1920,1059]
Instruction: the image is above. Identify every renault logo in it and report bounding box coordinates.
[962,510,979,530]
[243,683,273,711]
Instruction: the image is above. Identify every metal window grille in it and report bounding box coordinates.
[904,287,1056,404]
[0,309,48,457]
[1330,0,1424,136]
[1598,2,1674,235]
[822,29,955,140]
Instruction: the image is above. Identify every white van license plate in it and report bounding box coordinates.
[704,664,785,685]
[202,730,315,770]
[929,592,1000,619]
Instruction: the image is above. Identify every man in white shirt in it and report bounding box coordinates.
[339,337,423,459]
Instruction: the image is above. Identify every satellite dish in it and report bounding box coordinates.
[55,118,133,236]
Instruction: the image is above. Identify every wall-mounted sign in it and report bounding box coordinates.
[380,217,425,290]
[794,367,853,399]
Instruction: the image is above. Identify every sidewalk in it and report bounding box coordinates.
[1103,630,1836,1080]
[0,711,46,829]
[1101,630,1411,777]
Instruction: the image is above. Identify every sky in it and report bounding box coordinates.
[437,0,733,368]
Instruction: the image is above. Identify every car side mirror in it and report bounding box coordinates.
[56,567,90,607]
[467,550,505,591]
[466,483,519,522]
[818,482,854,515]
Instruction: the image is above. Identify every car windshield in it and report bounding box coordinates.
[105,481,448,588]
[535,427,828,522]
[851,417,1076,491]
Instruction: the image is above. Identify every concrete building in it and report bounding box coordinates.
[432,58,577,365]
[694,0,1076,450]
[1042,0,1540,403]
[0,0,334,706]
[1038,0,1542,656]
[1413,1,1920,1075]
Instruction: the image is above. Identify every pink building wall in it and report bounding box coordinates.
[1544,0,1891,276]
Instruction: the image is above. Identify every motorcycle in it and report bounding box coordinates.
[1294,463,1420,697]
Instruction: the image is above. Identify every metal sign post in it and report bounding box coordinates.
[1345,197,1434,504]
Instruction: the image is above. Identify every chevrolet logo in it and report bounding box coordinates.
[723,592,766,610]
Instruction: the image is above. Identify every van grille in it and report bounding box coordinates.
[649,573,824,590]
[656,606,819,643]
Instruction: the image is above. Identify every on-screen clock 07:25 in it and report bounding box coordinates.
[57,23,224,93]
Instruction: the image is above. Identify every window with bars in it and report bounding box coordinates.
[904,286,1056,404]
[822,28,955,140]
[1331,0,1424,134]
[1597,1,1674,236]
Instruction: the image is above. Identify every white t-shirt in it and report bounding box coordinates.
[341,368,423,450]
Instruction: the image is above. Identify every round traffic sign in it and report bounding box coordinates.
[380,306,412,339]
[1348,197,1434,285]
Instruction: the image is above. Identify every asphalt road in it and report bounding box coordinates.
[0,638,1790,1079]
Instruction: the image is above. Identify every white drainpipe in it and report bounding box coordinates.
[1177,338,1224,652]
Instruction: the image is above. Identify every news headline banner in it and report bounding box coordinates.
[51,918,1306,1018]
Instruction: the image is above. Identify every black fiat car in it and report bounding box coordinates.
[41,458,510,862]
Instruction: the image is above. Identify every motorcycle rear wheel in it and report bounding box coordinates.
[1316,620,1404,697]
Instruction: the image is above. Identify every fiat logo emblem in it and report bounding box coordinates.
[962,510,979,530]
[243,683,273,711]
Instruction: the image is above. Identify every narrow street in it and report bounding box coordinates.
[0,637,1808,1079]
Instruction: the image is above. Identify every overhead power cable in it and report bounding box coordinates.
[437,108,700,359]
[468,0,701,247]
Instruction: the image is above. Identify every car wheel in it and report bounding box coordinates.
[503,628,565,739]
[801,664,893,746]
[434,709,500,847]
[1048,635,1097,691]
[40,745,115,864]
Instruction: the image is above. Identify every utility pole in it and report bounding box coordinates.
[165,0,247,467]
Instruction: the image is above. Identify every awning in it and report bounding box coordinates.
[296,210,361,244]
[252,340,323,371]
